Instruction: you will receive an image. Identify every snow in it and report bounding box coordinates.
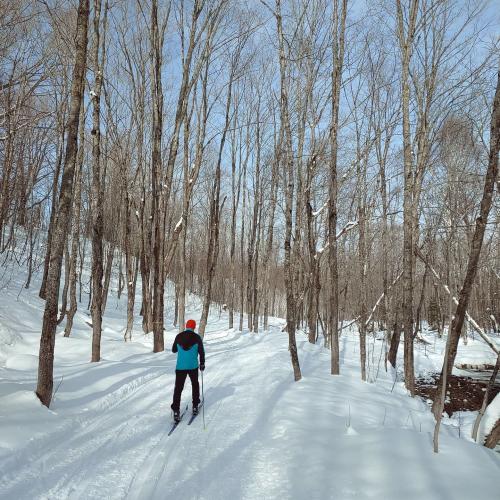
[335,221,358,239]
[174,216,184,232]
[412,329,499,377]
[478,393,500,444]
[0,258,499,499]
[490,314,498,331]
[314,244,326,257]
[312,199,329,217]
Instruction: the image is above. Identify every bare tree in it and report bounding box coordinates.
[328,0,347,375]
[433,69,500,451]
[396,0,419,396]
[199,45,237,337]
[64,107,85,337]
[149,0,169,353]
[36,0,89,407]
[275,0,301,381]
[90,0,108,363]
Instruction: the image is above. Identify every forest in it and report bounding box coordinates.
[1,0,499,455]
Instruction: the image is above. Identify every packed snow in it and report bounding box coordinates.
[0,256,499,500]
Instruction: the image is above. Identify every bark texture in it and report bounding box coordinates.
[36,0,89,407]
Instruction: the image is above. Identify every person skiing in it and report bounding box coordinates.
[171,319,205,423]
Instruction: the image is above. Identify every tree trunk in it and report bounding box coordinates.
[150,0,166,353]
[358,189,367,381]
[263,148,279,331]
[432,69,500,447]
[64,109,85,337]
[414,261,429,337]
[396,0,419,396]
[139,184,153,333]
[39,134,64,299]
[117,251,124,300]
[305,153,319,344]
[276,0,301,381]
[124,208,138,342]
[239,138,247,333]
[36,0,89,407]
[229,116,242,330]
[328,0,347,375]
[388,311,401,369]
[247,102,261,333]
[90,0,106,363]
[252,192,263,333]
[484,419,500,449]
[199,61,233,337]
[58,241,71,325]
[101,241,115,314]
[177,112,192,334]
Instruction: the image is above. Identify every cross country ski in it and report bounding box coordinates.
[168,405,188,436]
[187,401,204,425]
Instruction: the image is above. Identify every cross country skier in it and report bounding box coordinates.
[171,319,205,423]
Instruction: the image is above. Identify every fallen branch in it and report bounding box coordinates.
[338,271,403,333]
[455,363,495,371]
[415,331,432,345]
[339,317,359,331]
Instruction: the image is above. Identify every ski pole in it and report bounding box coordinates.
[201,368,205,430]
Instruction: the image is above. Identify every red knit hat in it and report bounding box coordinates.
[186,319,196,330]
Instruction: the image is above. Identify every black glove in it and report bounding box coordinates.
[200,363,205,371]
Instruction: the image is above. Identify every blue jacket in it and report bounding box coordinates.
[172,329,205,370]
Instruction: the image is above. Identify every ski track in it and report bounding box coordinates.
[0,328,242,500]
[157,332,280,500]
[127,332,236,500]
[0,369,170,499]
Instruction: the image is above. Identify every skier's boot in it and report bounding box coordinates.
[171,404,181,423]
[192,404,199,416]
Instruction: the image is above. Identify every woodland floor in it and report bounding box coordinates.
[415,373,500,416]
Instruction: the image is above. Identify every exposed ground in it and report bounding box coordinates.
[415,373,500,416]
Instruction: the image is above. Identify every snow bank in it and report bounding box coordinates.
[411,327,499,378]
[4,353,38,371]
[0,323,22,349]
[478,392,500,445]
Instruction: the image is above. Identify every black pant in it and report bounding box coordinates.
[172,369,200,412]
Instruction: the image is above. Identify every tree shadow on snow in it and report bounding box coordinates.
[203,383,236,408]
[163,378,290,499]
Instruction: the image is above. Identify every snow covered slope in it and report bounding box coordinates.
[0,259,499,500]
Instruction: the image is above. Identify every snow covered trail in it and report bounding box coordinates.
[0,258,499,499]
